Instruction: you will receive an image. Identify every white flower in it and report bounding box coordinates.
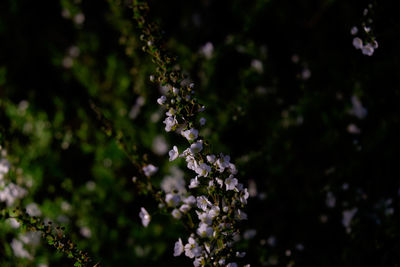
[216,154,231,172]
[157,95,167,105]
[350,26,358,35]
[197,211,213,225]
[235,209,248,220]
[11,239,32,259]
[225,175,238,191]
[208,205,220,219]
[163,116,178,132]
[197,196,211,211]
[193,257,204,267]
[172,87,179,95]
[139,207,151,227]
[240,188,250,204]
[352,37,363,50]
[183,195,196,205]
[189,177,200,189]
[362,43,374,56]
[166,193,181,207]
[215,178,224,188]
[142,164,158,177]
[169,146,179,161]
[172,209,182,219]
[179,204,191,213]
[173,238,184,256]
[181,128,199,141]
[226,263,238,267]
[26,203,41,217]
[197,222,213,238]
[199,117,206,126]
[190,141,203,154]
[166,108,176,117]
[0,158,10,175]
[194,163,211,177]
[184,237,202,258]
[228,163,238,175]
[206,154,216,164]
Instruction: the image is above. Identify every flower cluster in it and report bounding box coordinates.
[351,4,378,56]
[155,84,250,266]
[133,2,250,265]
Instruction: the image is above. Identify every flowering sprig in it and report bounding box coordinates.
[351,3,378,56]
[133,2,249,266]
[0,207,93,267]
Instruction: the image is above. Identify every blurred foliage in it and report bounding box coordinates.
[1,0,400,266]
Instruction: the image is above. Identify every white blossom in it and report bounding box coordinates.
[206,154,216,164]
[362,43,374,56]
[197,222,213,238]
[352,37,363,50]
[166,193,181,207]
[225,175,238,191]
[181,128,199,141]
[142,164,158,177]
[194,163,211,177]
[190,141,203,154]
[172,209,182,219]
[199,117,206,126]
[169,146,179,161]
[139,207,151,227]
[235,209,248,220]
[184,237,202,258]
[157,95,167,105]
[163,116,178,132]
[189,177,200,189]
[197,196,211,211]
[174,238,184,256]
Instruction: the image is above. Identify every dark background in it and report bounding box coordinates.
[1,0,400,266]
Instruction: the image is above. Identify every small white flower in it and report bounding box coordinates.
[216,154,231,172]
[169,146,179,161]
[181,128,199,141]
[352,37,363,50]
[172,87,179,95]
[183,195,196,205]
[206,154,216,164]
[197,211,213,225]
[208,205,220,219]
[199,117,206,126]
[240,188,250,204]
[226,263,238,267]
[139,207,151,227]
[194,163,211,177]
[362,43,374,56]
[142,164,158,177]
[166,108,176,117]
[173,238,184,256]
[197,222,213,238]
[157,95,167,105]
[215,178,224,188]
[225,175,238,191]
[165,193,181,207]
[190,141,203,154]
[235,209,248,220]
[189,177,200,189]
[184,237,202,258]
[197,196,211,211]
[172,209,182,219]
[179,204,191,213]
[163,116,178,132]
[350,26,358,35]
